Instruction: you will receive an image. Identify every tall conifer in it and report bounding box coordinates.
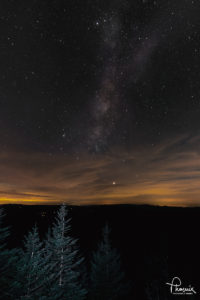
[0,209,19,300]
[89,224,129,300]
[16,225,48,299]
[44,204,86,300]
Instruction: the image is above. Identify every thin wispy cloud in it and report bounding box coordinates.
[1,134,200,206]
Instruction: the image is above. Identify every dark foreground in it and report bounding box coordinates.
[1,204,200,299]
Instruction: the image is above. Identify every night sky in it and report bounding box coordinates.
[1,0,200,205]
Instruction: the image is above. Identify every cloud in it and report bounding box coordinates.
[1,133,200,206]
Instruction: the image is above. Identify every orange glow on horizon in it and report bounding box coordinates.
[1,135,200,207]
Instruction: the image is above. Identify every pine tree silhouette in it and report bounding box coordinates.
[16,225,49,299]
[44,204,87,300]
[89,224,130,300]
[0,209,19,300]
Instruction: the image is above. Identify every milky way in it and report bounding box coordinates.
[0,0,200,205]
[86,4,160,152]
[87,12,121,152]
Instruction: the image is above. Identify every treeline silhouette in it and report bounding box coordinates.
[0,205,130,300]
[1,204,199,300]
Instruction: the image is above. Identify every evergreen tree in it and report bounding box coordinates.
[44,204,86,300]
[16,225,48,299]
[89,224,130,300]
[0,208,19,300]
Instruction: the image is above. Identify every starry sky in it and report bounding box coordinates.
[1,0,200,206]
